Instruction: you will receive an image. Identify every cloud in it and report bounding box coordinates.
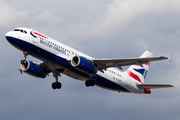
[95,0,180,33]
[0,1,29,28]
[31,10,64,28]
[0,1,63,30]
[1,0,180,120]
[65,0,180,40]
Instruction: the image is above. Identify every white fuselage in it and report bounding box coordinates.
[6,27,147,94]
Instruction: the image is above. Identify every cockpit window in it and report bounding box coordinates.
[14,29,20,31]
[14,29,27,34]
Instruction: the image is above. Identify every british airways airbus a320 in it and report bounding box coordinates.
[6,27,173,94]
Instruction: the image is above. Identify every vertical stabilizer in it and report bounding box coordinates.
[125,51,153,83]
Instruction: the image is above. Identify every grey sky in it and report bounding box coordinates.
[1,0,180,120]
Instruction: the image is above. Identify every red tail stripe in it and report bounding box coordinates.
[126,70,142,83]
[144,62,151,66]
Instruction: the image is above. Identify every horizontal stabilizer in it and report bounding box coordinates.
[137,84,174,89]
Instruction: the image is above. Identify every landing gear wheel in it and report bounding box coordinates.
[90,80,95,86]
[85,80,95,87]
[52,82,62,89]
[52,82,57,89]
[85,80,91,87]
[56,82,62,89]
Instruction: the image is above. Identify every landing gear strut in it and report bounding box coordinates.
[23,51,28,60]
[52,71,62,89]
[20,51,29,69]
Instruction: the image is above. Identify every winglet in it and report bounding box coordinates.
[168,57,172,62]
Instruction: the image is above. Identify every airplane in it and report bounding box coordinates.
[5,27,173,94]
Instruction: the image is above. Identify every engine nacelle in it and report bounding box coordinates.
[71,56,97,74]
[20,60,47,78]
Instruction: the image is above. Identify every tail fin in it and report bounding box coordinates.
[125,51,153,83]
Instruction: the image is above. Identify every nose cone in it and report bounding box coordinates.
[6,31,13,42]
[5,31,19,44]
[6,31,16,41]
[5,31,22,49]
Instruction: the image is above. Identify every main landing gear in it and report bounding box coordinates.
[52,82,61,89]
[52,72,62,89]
[85,80,95,87]
[85,74,96,87]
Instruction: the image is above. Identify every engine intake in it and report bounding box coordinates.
[20,60,47,78]
[71,56,97,74]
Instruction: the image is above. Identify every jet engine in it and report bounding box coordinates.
[71,56,97,74]
[20,60,47,78]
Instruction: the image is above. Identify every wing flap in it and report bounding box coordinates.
[137,84,174,89]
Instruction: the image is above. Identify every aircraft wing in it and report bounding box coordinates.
[137,84,174,89]
[93,56,168,70]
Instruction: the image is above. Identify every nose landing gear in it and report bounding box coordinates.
[21,51,63,90]
[23,51,28,60]
[19,51,29,73]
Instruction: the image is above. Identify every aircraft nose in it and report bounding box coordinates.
[6,31,13,40]
[5,31,21,46]
[6,31,12,42]
[6,31,14,38]
[5,31,17,43]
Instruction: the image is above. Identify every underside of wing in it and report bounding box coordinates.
[137,84,174,89]
[39,62,53,73]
